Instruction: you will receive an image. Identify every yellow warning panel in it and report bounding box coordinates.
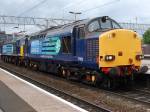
[99,29,142,67]
[20,46,24,57]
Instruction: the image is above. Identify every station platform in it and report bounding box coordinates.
[147,70,150,74]
[0,68,88,112]
[142,60,150,74]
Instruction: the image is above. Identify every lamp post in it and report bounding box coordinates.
[12,26,19,40]
[69,11,82,21]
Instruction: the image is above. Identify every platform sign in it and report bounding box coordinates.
[2,44,13,54]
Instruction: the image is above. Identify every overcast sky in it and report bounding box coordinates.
[0,0,150,34]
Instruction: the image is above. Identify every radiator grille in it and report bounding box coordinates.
[86,38,99,62]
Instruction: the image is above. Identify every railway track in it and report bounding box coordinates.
[111,89,150,106]
[134,88,150,103]
[0,61,150,111]
[0,64,111,112]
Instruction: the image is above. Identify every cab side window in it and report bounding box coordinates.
[88,20,100,32]
[62,36,71,54]
[78,27,85,39]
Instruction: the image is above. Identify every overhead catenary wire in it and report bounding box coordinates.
[62,0,90,10]
[61,0,88,22]
[61,0,89,18]
[81,0,120,13]
[62,0,120,20]
[18,0,48,16]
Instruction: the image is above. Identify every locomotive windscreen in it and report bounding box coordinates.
[88,17,121,32]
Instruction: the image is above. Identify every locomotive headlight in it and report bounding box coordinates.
[136,55,144,60]
[109,56,113,60]
[105,55,115,61]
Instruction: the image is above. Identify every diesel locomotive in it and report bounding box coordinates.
[1,16,148,89]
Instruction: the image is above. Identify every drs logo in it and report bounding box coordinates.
[31,36,61,55]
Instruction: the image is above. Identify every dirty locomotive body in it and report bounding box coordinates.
[1,16,147,89]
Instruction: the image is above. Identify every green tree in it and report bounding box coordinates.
[143,28,150,44]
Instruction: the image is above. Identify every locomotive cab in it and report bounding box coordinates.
[85,16,148,87]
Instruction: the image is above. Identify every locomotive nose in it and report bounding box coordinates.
[99,29,142,68]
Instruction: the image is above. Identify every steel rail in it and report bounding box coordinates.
[0,64,111,112]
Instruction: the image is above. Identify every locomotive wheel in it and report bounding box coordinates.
[62,69,67,78]
[102,77,117,90]
[92,71,103,86]
[24,61,28,68]
[15,59,17,64]
[57,67,62,76]
[33,64,39,71]
[125,76,134,89]
[102,78,110,89]
[66,70,71,80]
[58,66,66,77]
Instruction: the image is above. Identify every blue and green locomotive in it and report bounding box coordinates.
[1,16,148,89]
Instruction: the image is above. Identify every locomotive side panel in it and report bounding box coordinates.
[2,43,16,56]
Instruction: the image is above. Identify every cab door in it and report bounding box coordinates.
[75,25,86,58]
[72,27,77,56]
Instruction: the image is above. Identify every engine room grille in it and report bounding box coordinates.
[86,38,99,62]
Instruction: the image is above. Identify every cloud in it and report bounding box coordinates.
[0,0,150,21]
[0,0,150,33]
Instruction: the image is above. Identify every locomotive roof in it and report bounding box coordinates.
[29,19,89,38]
[46,19,89,36]
[46,16,114,36]
[30,16,117,38]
